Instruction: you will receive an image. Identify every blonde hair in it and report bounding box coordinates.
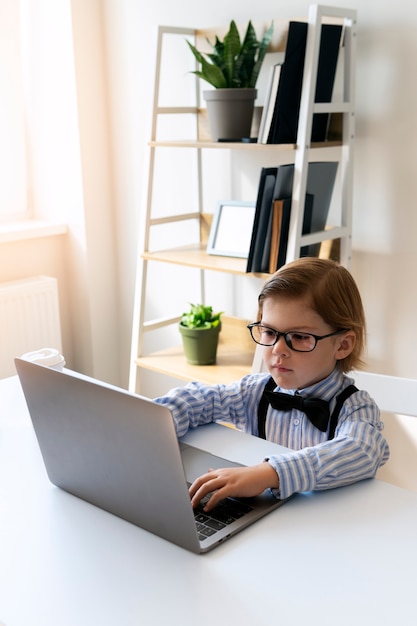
[257,257,366,372]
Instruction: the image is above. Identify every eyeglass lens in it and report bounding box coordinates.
[249,325,316,351]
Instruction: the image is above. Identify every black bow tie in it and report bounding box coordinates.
[264,390,330,432]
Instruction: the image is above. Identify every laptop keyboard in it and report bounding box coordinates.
[193,494,254,542]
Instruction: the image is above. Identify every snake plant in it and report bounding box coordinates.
[186,20,274,89]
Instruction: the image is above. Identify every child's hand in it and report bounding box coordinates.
[189,462,279,511]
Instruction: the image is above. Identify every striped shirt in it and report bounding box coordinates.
[154,368,390,499]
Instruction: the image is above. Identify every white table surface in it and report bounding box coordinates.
[1,374,417,626]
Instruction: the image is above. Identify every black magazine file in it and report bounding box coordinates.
[268,22,342,144]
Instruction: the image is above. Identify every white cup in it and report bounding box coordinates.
[21,347,66,371]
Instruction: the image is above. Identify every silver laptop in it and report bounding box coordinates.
[15,358,289,554]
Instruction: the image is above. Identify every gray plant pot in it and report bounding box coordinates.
[203,88,257,141]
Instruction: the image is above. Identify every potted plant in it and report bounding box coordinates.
[187,20,273,141]
[179,303,223,365]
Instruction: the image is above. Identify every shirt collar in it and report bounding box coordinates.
[276,368,346,402]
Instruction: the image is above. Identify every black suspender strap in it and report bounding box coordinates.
[327,384,358,440]
[257,376,276,439]
[257,377,358,441]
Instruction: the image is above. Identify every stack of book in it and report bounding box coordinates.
[257,21,343,145]
[246,162,338,274]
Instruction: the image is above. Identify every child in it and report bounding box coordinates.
[155,257,390,511]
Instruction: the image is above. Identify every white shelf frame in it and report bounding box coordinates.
[129,6,357,393]
[286,4,357,267]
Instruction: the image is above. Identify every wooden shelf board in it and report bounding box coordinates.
[135,345,254,385]
[150,139,342,150]
[135,315,256,385]
[143,231,344,275]
[142,243,268,277]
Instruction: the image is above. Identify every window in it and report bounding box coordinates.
[0,0,29,222]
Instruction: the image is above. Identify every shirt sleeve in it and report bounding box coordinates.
[267,390,390,500]
[154,374,269,437]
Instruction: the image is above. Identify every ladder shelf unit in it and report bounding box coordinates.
[129,5,357,394]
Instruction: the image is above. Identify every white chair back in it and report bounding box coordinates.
[351,370,417,417]
[352,370,417,492]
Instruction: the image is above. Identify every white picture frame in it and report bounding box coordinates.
[207,201,256,258]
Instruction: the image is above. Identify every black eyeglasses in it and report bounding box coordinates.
[247,323,349,353]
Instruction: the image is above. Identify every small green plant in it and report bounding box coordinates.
[186,20,273,89]
[180,303,223,329]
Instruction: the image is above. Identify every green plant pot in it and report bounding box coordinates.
[179,323,221,365]
[203,88,257,141]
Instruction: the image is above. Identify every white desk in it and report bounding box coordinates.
[1,375,417,626]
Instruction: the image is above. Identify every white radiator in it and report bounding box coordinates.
[0,276,62,378]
